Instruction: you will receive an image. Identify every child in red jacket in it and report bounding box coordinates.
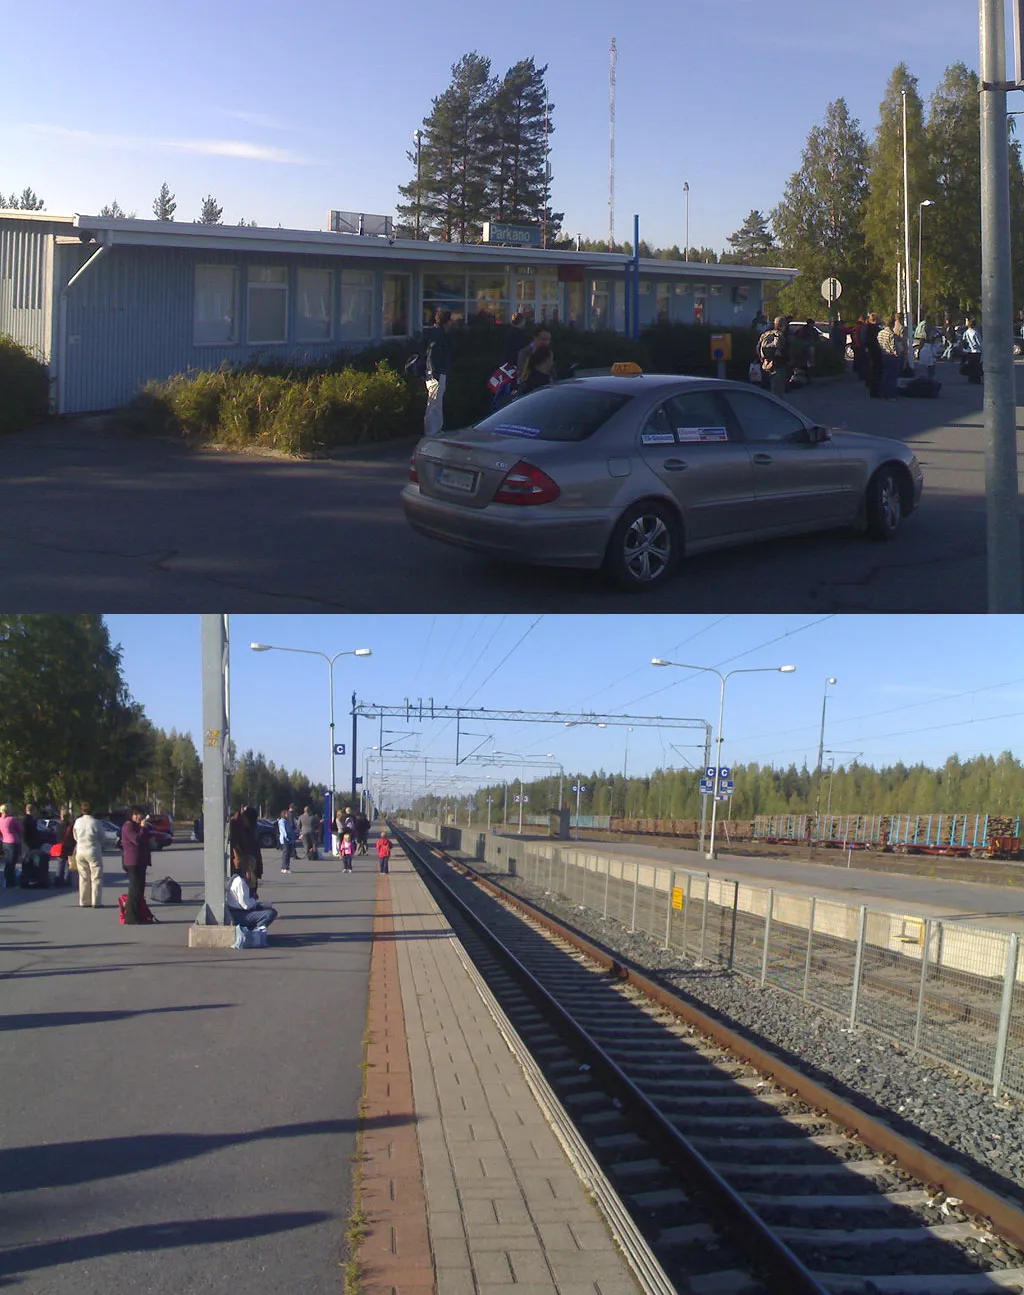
[376,834,392,875]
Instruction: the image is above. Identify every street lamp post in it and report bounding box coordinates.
[814,677,838,832]
[249,643,371,835]
[683,182,690,262]
[652,658,796,859]
[916,199,935,341]
[572,781,587,839]
[414,130,423,239]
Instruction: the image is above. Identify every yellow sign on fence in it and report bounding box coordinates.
[672,887,685,911]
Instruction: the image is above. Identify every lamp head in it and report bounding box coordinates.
[921,199,936,208]
[250,642,270,652]
[353,648,372,657]
[651,657,669,666]
[779,665,797,673]
[827,676,837,685]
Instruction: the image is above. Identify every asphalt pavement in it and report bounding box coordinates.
[0,841,374,1294]
[1,363,1021,611]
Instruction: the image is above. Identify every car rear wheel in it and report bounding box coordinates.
[865,467,903,540]
[604,500,679,591]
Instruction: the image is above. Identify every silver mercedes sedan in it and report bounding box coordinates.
[400,373,923,591]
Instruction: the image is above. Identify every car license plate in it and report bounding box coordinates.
[437,466,476,493]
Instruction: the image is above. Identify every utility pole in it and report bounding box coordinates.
[980,0,1023,611]
[608,36,616,250]
[902,89,913,336]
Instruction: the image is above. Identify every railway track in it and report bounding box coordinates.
[393,824,1024,1295]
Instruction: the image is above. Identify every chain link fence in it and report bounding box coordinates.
[403,822,1024,1099]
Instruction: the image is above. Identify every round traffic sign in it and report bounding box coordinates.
[820,276,843,303]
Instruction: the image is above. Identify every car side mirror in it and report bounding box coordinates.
[807,424,831,444]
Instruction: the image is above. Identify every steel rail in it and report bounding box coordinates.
[404,828,1024,1257]
[394,825,831,1295]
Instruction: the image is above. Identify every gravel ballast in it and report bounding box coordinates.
[467,858,1024,1213]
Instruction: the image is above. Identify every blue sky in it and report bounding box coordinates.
[4,1,982,251]
[105,614,1024,802]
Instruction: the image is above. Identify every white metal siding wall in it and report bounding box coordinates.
[60,245,418,414]
[0,222,53,358]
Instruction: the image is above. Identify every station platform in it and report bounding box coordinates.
[0,836,648,1294]
[359,839,646,1294]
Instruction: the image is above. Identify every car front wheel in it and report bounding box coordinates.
[865,467,903,540]
[604,500,679,590]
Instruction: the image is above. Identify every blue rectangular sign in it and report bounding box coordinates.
[482,221,542,247]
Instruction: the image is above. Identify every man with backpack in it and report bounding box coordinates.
[423,309,453,437]
[757,317,789,396]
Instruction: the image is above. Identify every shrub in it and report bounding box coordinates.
[137,362,420,455]
[0,335,49,434]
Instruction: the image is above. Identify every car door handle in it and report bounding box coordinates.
[752,453,774,465]
[662,458,688,471]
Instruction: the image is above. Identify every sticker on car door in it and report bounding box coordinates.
[676,426,728,443]
[640,431,677,445]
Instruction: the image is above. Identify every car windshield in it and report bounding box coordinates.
[474,387,633,442]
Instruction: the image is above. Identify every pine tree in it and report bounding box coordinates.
[2,187,45,210]
[862,65,933,317]
[489,59,561,240]
[722,210,776,264]
[152,182,177,221]
[198,195,223,225]
[398,52,497,243]
[772,98,875,318]
[99,200,134,219]
[924,63,982,322]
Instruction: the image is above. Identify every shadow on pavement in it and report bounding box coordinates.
[1,1115,414,1194]
[0,1004,232,1031]
[0,1211,335,1282]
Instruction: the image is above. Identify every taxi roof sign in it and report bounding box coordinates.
[610,361,643,376]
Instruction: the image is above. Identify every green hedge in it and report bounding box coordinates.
[132,321,845,455]
[0,335,49,434]
[136,362,419,455]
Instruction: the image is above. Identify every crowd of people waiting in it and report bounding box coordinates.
[751,311,983,398]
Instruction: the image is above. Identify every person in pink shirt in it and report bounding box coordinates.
[0,805,24,889]
[339,831,356,874]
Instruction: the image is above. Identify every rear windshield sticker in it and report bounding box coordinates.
[676,426,728,443]
[489,422,542,438]
[641,431,677,445]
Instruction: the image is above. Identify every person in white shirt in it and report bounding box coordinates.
[72,802,106,908]
[226,862,278,931]
[961,317,983,384]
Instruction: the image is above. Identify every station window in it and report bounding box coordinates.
[589,278,610,330]
[296,268,332,342]
[247,266,288,344]
[423,272,466,325]
[383,273,410,337]
[194,265,238,345]
[340,269,374,341]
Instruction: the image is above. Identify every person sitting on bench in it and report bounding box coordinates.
[225,860,277,932]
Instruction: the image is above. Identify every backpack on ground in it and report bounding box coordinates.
[118,893,159,924]
[233,925,268,949]
[150,875,182,904]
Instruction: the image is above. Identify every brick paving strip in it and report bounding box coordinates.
[357,872,436,1293]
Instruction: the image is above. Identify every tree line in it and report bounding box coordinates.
[0,615,319,820]
[410,750,1024,823]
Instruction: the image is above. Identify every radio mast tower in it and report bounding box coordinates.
[609,36,616,250]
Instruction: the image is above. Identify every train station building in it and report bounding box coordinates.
[0,209,798,415]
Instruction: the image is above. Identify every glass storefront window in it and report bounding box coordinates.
[340,269,373,341]
[247,266,288,344]
[383,273,410,337]
[194,265,238,345]
[296,267,332,342]
[589,278,609,330]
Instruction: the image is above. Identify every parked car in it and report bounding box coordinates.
[98,820,122,851]
[402,373,923,591]
[191,816,275,850]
